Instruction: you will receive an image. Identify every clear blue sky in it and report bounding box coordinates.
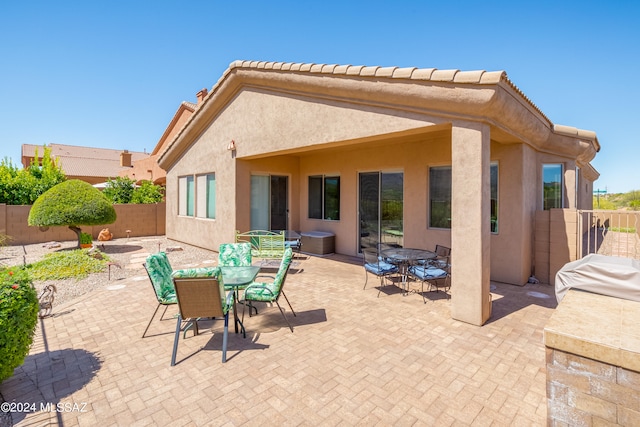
[1,1,638,193]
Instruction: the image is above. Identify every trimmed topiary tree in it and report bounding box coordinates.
[0,267,39,383]
[27,179,117,248]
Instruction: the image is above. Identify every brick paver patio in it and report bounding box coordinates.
[2,241,557,426]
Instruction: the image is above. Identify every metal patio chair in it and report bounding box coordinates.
[142,252,177,338]
[171,267,233,365]
[363,247,398,295]
[408,256,451,303]
[218,242,252,267]
[241,248,296,332]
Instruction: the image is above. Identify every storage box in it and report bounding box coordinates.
[300,231,335,255]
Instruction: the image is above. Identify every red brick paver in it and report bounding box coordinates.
[2,248,556,426]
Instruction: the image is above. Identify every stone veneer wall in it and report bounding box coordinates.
[0,203,166,244]
[546,348,640,425]
[545,290,640,426]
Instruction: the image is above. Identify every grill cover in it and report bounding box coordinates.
[555,254,640,303]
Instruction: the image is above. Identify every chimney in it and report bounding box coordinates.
[120,150,132,167]
[196,88,208,105]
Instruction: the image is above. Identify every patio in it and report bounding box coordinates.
[1,238,556,426]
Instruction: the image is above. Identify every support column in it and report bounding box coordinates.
[450,122,491,326]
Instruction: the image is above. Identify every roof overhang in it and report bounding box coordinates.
[158,60,600,171]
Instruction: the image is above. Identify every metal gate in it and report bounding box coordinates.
[577,210,640,259]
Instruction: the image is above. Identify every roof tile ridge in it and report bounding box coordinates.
[499,73,551,124]
[181,101,197,110]
[430,69,460,82]
[553,124,597,140]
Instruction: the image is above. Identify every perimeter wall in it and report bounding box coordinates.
[0,203,166,245]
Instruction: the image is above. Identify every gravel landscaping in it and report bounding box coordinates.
[0,235,218,309]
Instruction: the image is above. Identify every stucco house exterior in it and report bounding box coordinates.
[158,60,600,326]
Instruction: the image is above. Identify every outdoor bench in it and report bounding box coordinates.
[235,230,285,259]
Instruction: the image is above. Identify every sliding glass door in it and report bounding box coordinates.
[250,175,288,231]
[359,172,403,251]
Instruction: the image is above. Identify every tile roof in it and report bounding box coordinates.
[217,60,550,123]
[22,143,149,178]
[159,59,599,169]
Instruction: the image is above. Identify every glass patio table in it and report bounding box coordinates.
[220,265,261,337]
[380,248,436,295]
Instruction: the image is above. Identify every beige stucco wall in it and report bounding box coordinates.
[0,203,165,245]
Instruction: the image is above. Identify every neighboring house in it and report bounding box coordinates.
[21,143,149,185]
[120,89,208,186]
[158,60,600,326]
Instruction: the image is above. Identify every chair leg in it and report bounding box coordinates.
[171,314,182,366]
[158,304,170,321]
[280,291,296,317]
[241,298,246,328]
[142,303,162,338]
[376,275,387,298]
[363,271,369,290]
[222,312,229,363]
[275,300,294,333]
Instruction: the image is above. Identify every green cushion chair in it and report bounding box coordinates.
[142,252,178,338]
[218,242,252,267]
[241,248,296,332]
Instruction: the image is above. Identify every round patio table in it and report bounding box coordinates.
[380,248,436,295]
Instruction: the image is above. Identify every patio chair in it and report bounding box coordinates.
[142,252,178,338]
[431,245,451,268]
[363,247,398,294]
[218,242,253,266]
[171,267,233,365]
[284,237,302,254]
[408,256,451,303]
[241,247,296,332]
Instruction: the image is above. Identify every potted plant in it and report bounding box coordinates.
[80,232,93,248]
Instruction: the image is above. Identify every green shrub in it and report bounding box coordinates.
[0,147,66,205]
[131,180,164,204]
[0,267,39,383]
[28,180,117,227]
[103,176,136,204]
[103,177,164,204]
[28,179,117,247]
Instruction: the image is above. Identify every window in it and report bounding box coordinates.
[429,164,499,232]
[196,173,216,219]
[178,175,194,216]
[179,173,215,218]
[429,167,451,228]
[490,163,498,233]
[308,175,340,220]
[543,164,563,210]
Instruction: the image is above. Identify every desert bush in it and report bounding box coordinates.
[0,267,39,383]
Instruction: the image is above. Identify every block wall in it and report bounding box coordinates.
[547,348,640,426]
[534,208,578,285]
[0,203,166,245]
